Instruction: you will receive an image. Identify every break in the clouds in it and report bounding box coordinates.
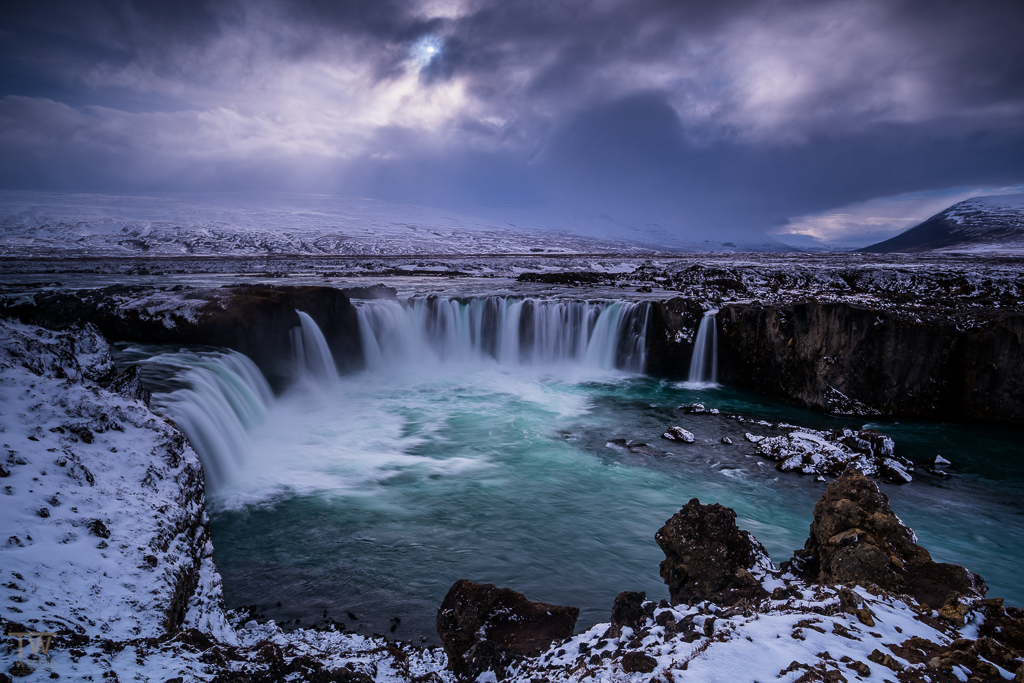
[1,0,1023,247]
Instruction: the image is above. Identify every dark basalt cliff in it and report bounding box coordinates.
[649,298,1024,423]
[644,298,707,377]
[3,285,363,388]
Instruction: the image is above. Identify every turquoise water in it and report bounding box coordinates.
[198,364,1024,643]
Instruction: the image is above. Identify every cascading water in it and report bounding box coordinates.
[356,296,650,372]
[291,310,338,382]
[687,309,719,385]
[116,347,274,490]
[112,297,1024,643]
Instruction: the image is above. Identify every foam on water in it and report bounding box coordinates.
[114,301,1024,643]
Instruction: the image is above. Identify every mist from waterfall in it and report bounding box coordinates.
[118,297,649,494]
[291,309,338,383]
[687,309,719,386]
[356,296,650,372]
[117,347,274,489]
[113,297,1024,642]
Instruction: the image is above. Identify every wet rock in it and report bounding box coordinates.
[621,651,658,673]
[436,579,578,680]
[788,469,986,608]
[711,301,1024,424]
[661,426,694,443]
[645,298,707,376]
[608,591,646,637]
[677,403,719,415]
[655,498,771,606]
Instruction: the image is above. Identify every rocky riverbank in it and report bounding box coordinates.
[435,470,1021,683]
[2,317,1022,681]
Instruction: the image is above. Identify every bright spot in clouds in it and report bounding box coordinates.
[412,36,444,68]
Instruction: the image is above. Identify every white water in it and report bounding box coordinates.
[291,310,338,382]
[687,309,719,386]
[120,348,274,489]
[120,297,649,495]
[113,303,1024,641]
[356,296,649,372]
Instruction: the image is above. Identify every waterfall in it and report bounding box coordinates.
[291,310,338,382]
[687,309,719,385]
[121,349,274,490]
[356,296,649,372]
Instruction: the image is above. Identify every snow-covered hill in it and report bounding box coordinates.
[862,193,1024,253]
[0,192,786,257]
[0,192,657,257]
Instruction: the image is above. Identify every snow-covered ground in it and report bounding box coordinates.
[0,192,662,257]
[0,319,231,644]
[0,192,800,257]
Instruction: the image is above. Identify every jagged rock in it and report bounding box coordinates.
[655,499,771,606]
[677,403,719,415]
[661,426,695,443]
[788,469,986,608]
[608,591,646,637]
[868,648,904,671]
[748,425,913,483]
[436,579,578,680]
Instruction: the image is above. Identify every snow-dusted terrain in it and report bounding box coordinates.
[0,320,231,642]
[0,192,791,257]
[863,193,1024,253]
[0,192,657,257]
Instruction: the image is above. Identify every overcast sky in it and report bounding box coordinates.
[2,0,1023,247]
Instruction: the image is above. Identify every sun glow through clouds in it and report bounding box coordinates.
[412,36,444,69]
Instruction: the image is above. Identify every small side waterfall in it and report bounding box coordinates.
[687,309,719,385]
[121,348,274,490]
[291,310,338,382]
[356,296,650,372]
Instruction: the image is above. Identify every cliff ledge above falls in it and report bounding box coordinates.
[1,284,364,388]
[648,297,1024,424]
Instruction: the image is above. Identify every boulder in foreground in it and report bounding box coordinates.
[788,468,986,608]
[655,498,771,606]
[436,579,579,680]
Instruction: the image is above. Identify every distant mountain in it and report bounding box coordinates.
[861,193,1024,253]
[0,192,791,257]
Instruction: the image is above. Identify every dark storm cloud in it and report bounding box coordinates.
[1,0,1023,244]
